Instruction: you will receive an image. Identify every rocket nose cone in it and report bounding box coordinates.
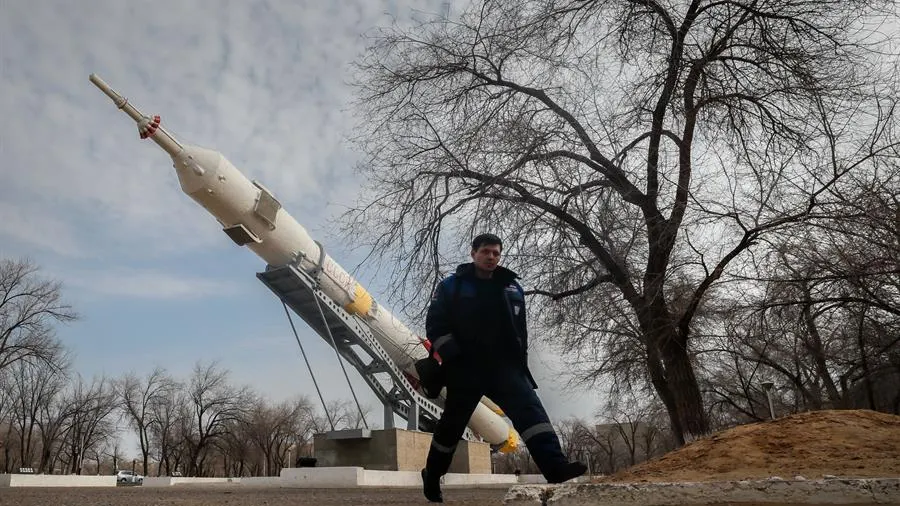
[174,145,222,194]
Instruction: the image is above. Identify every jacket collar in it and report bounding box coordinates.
[454,263,519,284]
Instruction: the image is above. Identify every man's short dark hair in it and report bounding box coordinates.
[472,233,503,251]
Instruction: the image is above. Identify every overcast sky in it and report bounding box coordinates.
[0,0,603,455]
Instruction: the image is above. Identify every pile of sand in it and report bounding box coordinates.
[601,409,900,483]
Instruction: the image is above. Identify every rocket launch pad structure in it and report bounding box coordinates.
[88,74,519,453]
[257,262,453,436]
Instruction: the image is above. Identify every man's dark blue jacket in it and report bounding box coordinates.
[425,263,538,389]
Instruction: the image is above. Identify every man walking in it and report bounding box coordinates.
[420,233,586,503]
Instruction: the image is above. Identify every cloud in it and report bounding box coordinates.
[0,199,85,258]
[0,0,450,259]
[66,268,241,300]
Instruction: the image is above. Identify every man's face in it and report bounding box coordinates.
[471,243,502,272]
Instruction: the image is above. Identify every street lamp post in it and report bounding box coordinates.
[761,382,776,420]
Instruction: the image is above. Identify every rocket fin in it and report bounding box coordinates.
[223,224,262,246]
[252,180,281,230]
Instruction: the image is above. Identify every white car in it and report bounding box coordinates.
[116,469,143,484]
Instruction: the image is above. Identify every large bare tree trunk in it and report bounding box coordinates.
[643,313,707,444]
[659,336,706,440]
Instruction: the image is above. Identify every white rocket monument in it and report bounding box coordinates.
[88,74,518,452]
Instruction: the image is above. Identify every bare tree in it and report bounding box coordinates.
[765,168,900,413]
[492,445,539,475]
[0,258,76,372]
[602,393,655,467]
[0,369,10,467]
[35,385,74,474]
[8,353,69,470]
[344,0,898,443]
[580,422,621,475]
[218,417,255,477]
[148,377,186,476]
[637,405,674,462]
[117,367,177,476]
[555,418,596,472]
[245,395,313,476]
[61,375,119,474]
[292,402,325,460]
[100,437,126,474]
[183,361,251,476]
[327,398,372,430]
[0,372,16,472]
[706,162,900,419]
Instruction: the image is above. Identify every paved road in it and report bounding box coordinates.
[0,485,510,505]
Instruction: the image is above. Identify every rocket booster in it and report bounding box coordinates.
[88,74,518,451]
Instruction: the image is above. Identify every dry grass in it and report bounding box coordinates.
[599,409,900,483]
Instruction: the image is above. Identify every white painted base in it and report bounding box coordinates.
[143,476,241,487]
[0,474,117,487]
[279,467,520,488]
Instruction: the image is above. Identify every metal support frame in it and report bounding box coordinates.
[257,264,475,440]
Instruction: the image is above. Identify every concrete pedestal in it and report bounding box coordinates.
[313,428,491,474]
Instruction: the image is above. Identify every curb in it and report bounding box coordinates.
[503,478,900,505]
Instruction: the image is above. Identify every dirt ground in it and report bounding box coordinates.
[601,409,900,483]
[0,485,509,506]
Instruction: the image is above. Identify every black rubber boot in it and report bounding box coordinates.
[545,461,588,484]
[421,468,443,503]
